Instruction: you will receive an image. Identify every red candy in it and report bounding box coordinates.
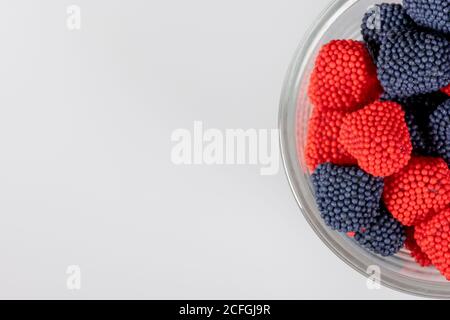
[305,108,356,171]
[383,157,450,226]
[442,84,450,96]
[339,101,412,177]
[308,40,382,112]
[415,208,450,280]
[405,227,432,267]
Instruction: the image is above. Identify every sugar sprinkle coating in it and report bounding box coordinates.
[429,99,450,166]
[339,100,412,177]
[354,206,406,257]
[377,29,450,99]
[382,91,449,122]
[415,208,450,280]
[405,112,432,155]
[305,108,356,172]
[404,0,449,34]
[361,3,414,60]
[405,227,432,267]
[383,156,450,226]
[308,40,382,112]
[312,163,384,232]
[382,91,448,156]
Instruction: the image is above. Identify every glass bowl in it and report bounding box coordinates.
[279,0,450,298]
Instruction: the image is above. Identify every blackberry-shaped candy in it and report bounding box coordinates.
[311,163,384,232]
[429,99,450,165]
[404,0,449,34]
[382,91,448,119]
[377,29,450,99]
[404,112,431,155]
[361,3,414,60]
[354,206,406,257]
[382,91,448,155]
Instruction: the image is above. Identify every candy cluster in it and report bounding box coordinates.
[305,0,450,279]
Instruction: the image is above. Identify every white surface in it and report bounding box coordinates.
[0,0,418,299]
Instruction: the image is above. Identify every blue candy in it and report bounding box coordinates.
[355,206,406,257]
[311,163,384,232]
[377,29,450,99]
[361,3,414,60]
[382,91,448,155]
[405,112,432,155]
[429,99,450,166]
[404,0,449,34]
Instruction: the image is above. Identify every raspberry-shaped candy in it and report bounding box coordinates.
[354,206,406,257]
[308,40,382,112]
[383,156,450,226]
[361,3,414,60]
[339,101,412,177]
[311,163,384,232]
[429,100,450,166]
[415,207,450,280]
[405,227,432,267]
[443,84,450,96]
[404,0,449,34]
[305,109,356,171]
[377,30,450,99]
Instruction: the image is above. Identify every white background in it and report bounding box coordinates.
[0,0,418,299]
